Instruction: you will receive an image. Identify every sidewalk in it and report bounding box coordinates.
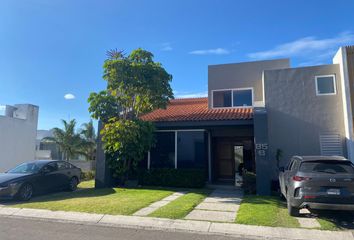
[0,206,352,240]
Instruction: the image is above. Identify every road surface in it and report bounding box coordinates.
[0,216,253,240]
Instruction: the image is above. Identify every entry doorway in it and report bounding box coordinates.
[214,138,245,183]
[212,137,254,184]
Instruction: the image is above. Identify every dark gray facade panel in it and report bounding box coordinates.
[253,108,272,195]
[264,64,347,176]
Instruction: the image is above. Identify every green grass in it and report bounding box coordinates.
[235,195,300,228]
[78,180,95,189]
[10,181,174,215]
[149,189,211,219]
[312,209,354,231]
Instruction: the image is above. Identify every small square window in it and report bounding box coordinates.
[233,89,253,107]
[316,75,336,95]
[212,90,232,108]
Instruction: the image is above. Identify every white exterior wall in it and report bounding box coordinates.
[0,104,39,172]
[333,47,354,163]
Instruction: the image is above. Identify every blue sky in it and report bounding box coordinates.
[1,0,354,130]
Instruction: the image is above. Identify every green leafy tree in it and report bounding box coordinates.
[44,119,85,161]
[80,120,97,161]
[88,48,173,184]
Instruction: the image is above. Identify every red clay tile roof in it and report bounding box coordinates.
[140,98,253,122]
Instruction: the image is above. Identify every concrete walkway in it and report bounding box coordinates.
[133,191,187,216]
[0,206,352,240]
[185,188,243,222]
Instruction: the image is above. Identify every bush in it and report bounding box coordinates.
[138,168,206,188]
[243,171,256,194]
[81,170,95,181]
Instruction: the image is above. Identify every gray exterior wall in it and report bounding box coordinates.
[208,59,290,108]
[264,64,346,177]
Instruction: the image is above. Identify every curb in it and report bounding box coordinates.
[0,207,353,240]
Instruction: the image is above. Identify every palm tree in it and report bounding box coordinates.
[79,120,97,161]
[44,119,84,161]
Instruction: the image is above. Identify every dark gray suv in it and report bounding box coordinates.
[279,156,354,216]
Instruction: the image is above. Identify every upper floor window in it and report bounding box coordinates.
[315,75,336,95]
[212,88,253,108]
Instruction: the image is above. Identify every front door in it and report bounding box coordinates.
[215,138,244,182]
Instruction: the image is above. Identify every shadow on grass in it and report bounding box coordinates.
[310,209,354,230]
[0,187,116,205]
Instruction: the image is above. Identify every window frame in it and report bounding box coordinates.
[211,87,254,109]
[315,74,337,96]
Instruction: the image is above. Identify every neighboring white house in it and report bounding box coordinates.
[0,104,39,172]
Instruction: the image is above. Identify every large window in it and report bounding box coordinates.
[177,131,207,168]
[315,75,336,95]
[148,130,207,169]
[150,132,175,168]
[212,88,253,108]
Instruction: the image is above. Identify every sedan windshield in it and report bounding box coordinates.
[7,162,45,174]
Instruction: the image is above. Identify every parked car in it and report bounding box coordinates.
[0,160,81,201]
[279,156,354,216]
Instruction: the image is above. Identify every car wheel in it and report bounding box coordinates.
[68,177,78,192]
[18,183,33,201]
[287,191,299,217]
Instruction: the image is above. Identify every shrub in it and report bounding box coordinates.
[243,171,256,194]
[138,168,206,188]
[81,170,95,181]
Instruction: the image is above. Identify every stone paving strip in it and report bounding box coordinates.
[296,209,321,228]
[185,188,243,222]
[133,191,187,216]
[0,206,352,240]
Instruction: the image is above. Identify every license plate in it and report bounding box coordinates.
[327,189,340,195]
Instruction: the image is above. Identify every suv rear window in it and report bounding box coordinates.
[299,161,354,174]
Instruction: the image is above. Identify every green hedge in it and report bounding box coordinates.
[80,170,95,181]
[243,171,256,194]
[138,168,206,188]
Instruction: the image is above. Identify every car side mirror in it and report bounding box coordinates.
[279,167,285,172]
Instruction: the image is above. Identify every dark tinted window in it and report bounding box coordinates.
[8,162,46,174]
[177,131,207,168]
[316,76,336,95]
[43,162,58,172]
[150,132,175,168]
[57,161,71,170]
[233,89,252,107]
[300,161,354,174]
[213,90,232,108]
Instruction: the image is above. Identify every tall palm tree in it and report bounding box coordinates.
[80,120,97,161]
[44,119,84,161]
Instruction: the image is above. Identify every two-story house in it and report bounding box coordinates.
[96,45,354,195]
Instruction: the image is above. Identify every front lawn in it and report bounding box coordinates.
[235,195,300,228]
[11,181,173,215]
[149,189,211,219]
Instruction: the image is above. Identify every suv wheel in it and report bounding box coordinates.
[287,191,299,217]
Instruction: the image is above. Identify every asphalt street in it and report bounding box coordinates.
[0,216,254,240]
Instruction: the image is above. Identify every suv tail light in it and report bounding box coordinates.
[293,176,311,182]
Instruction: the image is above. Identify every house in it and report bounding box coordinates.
[36,129,63,160]
[96,45,354,195]
[0,104,39,172]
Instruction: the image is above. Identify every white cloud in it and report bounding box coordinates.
[175,91,208,98]
[161,42,173,51]
[248,31,354,60]
[189,48,230,55]
[64,93,75,100]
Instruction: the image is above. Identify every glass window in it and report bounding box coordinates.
[233,89,253,107]
[43,162,58,172]
[58,161,71,170]
[212,90,232,108]
[300,161,354,174]
[150,132,175,168]
[177,131,207,169]
[316,75,336,95]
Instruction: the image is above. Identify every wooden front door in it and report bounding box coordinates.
[215,140,235,180]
